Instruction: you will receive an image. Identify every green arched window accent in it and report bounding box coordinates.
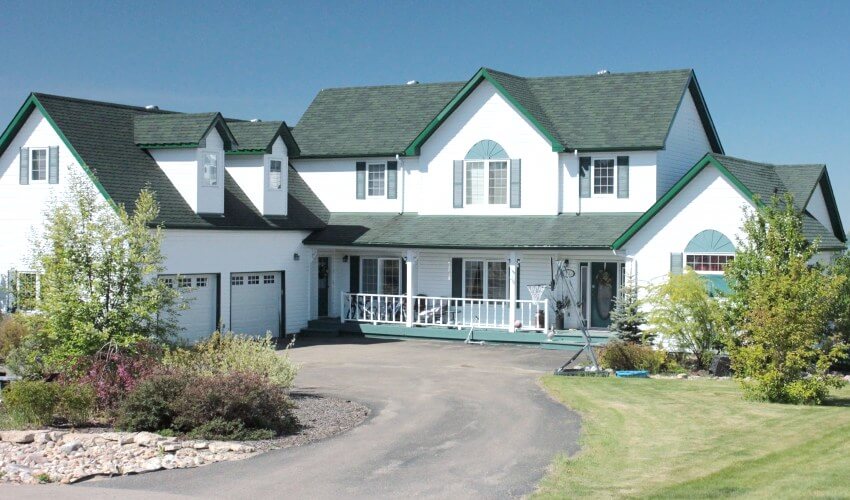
[685,230,735,253]
[464,140,508,160]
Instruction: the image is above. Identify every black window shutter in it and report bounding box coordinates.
[386,160,398,199]
[349,256,360,293]
[451,258,463,297]
[401,258,407,294]
[510,159,521,208]
[515,264,521,308]
[579,156,591,198]
[453,160,463,208]
[49,146,59,184]
[670,253,683,275]
[355,162,366,199]
[19,147,29,185]
[617,156,629,198]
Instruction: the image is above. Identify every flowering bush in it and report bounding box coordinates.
[70,342,163,411]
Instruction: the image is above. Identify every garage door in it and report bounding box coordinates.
[230,272,282,337]
[162,274,217,343]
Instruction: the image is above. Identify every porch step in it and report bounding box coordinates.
[298,318,344,338]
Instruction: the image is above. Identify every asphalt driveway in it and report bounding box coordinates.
[17,338,581,499]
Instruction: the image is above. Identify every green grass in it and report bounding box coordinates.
[536,377,850,499]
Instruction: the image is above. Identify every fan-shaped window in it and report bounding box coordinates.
[464,140,508,160]
[685,230,735,254]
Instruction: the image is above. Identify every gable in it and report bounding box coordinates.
[807,183,832,230]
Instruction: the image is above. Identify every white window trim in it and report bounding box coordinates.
[684,252,735,275]
[29,147,49,184]
[462,259,508,300]
[366,163,387,198]
[463,159,510,206]
[591,157,617,198]
[200,150,221,188]
[360,257,401,294]
[267,157,284,191]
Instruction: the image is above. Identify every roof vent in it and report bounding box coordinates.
[250,118,261,123]
[144,104,159,110]
[406,80,419,85]
[596,69,610,75]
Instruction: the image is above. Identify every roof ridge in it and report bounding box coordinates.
[32,92,178,114]
[317,81,465,92]
[712,153,825,169]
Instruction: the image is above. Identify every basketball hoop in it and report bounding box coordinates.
[527,283,549,304]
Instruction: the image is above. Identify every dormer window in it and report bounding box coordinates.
[202,152,219,186]
[269,160,283,190]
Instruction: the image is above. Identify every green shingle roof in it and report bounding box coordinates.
[2,93,327,230]
[134,112,236,149]
[614,153,846,250]
[226,120,301,156]
[304,212,642,249]
[294,67,723,158]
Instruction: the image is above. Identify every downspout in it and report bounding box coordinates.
[574,149,581,215]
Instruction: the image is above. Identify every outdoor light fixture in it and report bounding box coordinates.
[342,255,349,262]
[293,253,300,261]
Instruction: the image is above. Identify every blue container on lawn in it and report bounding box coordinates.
[615,370,649,378]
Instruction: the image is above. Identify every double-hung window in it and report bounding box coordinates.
[465,160,508,205]
[361,257,401,294]
[464,260,507,299]
[592,158,615,196]
[30,148,48,182]
[269,160,282,190]
[367,163,386,197]
[202,152,219,187]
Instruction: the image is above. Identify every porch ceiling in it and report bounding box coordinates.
[303,212,641,249]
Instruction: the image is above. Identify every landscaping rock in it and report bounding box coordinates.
[0,431,35,443]
[59,441,82,454]
[676,373,688,379]
[141,457,163,472]
[709,355,732,377]
[133,432,162,447]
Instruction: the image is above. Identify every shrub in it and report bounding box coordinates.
[598,341,666,374]
[115,373,188,432]
[645,270,728,370]
[726,195,847,404]
[57,383,95,426]
[2,380,60,427]
[608,276,651,344]
[163,332,298,389]
[5,332,54,380]
[187,418,276,441]
[70,341,162,411]
[0,314,33,361]
[172,372,295,435]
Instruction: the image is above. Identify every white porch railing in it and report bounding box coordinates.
[341,292,548,332]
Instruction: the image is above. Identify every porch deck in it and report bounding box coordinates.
[302,318,614,350]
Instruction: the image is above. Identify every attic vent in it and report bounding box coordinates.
[250,119,261,123]
[406,80,419,85]
[596,69,610,75]
[144,105,159,110]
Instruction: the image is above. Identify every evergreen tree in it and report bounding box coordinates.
[609,276,650,344]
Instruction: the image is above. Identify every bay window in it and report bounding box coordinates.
[464,260,507,299]
[361,257,401,294]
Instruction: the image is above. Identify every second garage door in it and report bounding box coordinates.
[230,271,282,337]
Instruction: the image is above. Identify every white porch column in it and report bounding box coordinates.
[404,250,418,328]
[508,252,518,333]
[306,249,317,321]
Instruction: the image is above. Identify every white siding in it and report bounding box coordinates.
[0,109,91,276]
[226,137,288,216]
[656,91,712,196]
[150,128,225,215]
[415,81,560,215]
[294,157,405,213]
[623,165,751,289]
[806,183,832,230]
[159,229,312,334]
[560,150,659,213]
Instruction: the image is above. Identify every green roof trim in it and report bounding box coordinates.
[134,112,238,150]
[613,153,846,250]
[404,68,565,155]
[0,94,116,209]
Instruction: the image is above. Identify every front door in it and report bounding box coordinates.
[588,262,619,329]
[318,257,330,317]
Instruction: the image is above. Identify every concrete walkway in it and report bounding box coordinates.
[14,338,581,499]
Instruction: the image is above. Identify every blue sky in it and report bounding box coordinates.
[1,0,848,232]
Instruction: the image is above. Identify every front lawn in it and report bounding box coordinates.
[536,377,850,498]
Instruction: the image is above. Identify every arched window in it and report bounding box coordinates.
[463,140,509,205]
[684,230,735,295]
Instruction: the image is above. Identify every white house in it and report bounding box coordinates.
[0,68,845,346]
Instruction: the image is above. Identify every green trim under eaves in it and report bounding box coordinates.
[137,143,200,149]
[403,68,565,156]
[612,154,755,249]
[227,149,267,155]
[0,94,117,211]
